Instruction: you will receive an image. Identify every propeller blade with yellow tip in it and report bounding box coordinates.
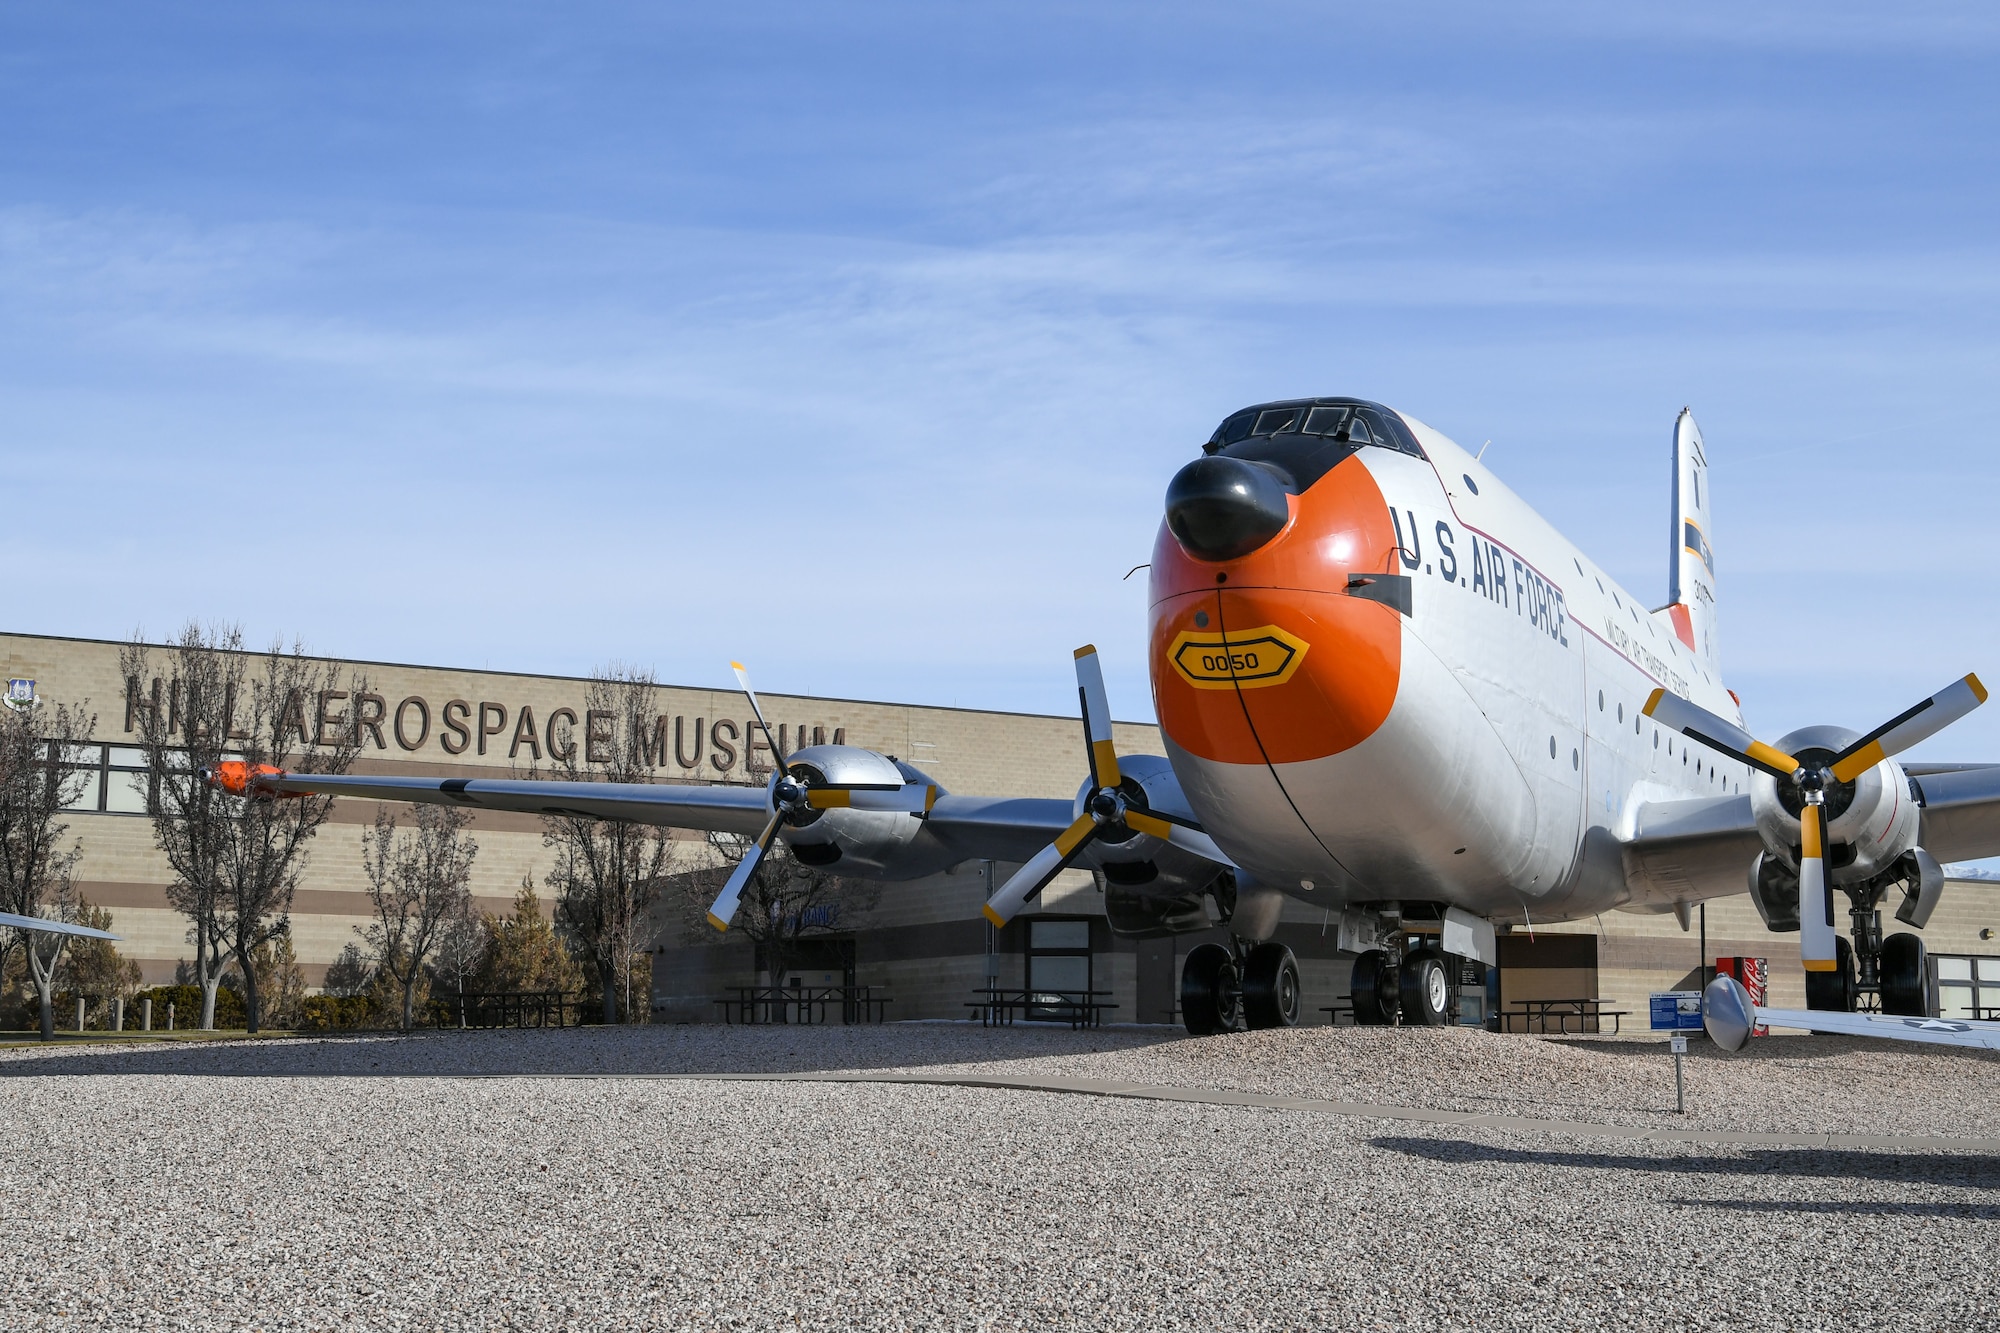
[1122,807,1234,867]
[1828,674,1989,783]
[1642,688,1800,779]
[1074,645,1121,791]
[706,808,785,931]
[731,661,787,773]
[981,812,1101,927]
[1797,800,1839,973]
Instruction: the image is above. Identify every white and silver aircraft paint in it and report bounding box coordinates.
[216,398,2000,1038]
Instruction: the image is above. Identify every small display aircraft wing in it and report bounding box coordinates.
[1756,1008,2000,1050]
[1704,975,2000,1052]
[0,911,118,941]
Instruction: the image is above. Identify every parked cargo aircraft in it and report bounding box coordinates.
[214,399,2000,1039]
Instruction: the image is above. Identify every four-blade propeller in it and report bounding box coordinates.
[980,645,1229,927]
[1644,674,1987,973]
[704,662,929,932]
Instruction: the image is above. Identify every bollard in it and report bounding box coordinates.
[114,997,124,1032]
[168,1001,175,1031]
[76,996,86,1031]
[142,995,153,1032]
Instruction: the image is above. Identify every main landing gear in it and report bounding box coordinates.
[1181,939,1302,1035]
[1809,863,1936,1017]
[1351,943,1461,1027]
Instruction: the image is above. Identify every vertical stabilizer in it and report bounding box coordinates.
[1656,407,1719,671]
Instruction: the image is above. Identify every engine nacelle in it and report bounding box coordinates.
[778,745,932,877]
[1748,724,1919,887]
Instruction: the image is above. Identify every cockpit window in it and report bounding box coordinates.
[1203,396,1425,491]
[1252,406,1301,436]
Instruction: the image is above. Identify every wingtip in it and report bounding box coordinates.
[1969,673,1989,705]
[729,661,747,673]
[981,904,1007,927]
[1641,687,1666,717]
[707,912,731,932]
[1072,644,1097,660]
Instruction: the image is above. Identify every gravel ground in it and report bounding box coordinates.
[8,1022,2000,1136]
[3,1027,1998,1330]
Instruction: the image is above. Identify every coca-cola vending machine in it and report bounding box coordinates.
[1715,956,1767,1036]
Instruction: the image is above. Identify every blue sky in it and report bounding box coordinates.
[5,2,2000,760]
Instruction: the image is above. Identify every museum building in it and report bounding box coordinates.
[8,629,2000,1030]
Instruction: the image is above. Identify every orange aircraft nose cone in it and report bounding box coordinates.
[1150,451,1403,766]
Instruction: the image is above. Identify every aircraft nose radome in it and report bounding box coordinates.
[1165,456,1290,562]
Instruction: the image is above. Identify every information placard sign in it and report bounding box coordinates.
[1650,991,1703,1031]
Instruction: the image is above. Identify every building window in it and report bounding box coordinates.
[1933,954,2000,1019]
[52,743,231,816]
[1026,918,1093,1020]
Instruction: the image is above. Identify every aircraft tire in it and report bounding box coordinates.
[1242,942,1302,1029]
[1879,932,1929,1016]
[1399,949,1453,1026]
[1180,943,1241,1036]
[1805,935,1857,1012]
[1350,949,1399,1026]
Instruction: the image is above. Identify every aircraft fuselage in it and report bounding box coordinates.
[1149,403,1750,926]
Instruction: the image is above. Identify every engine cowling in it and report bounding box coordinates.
[1748,724,1919,887]
[778,745,934,877]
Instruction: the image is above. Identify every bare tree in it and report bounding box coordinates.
[429,902,490,1028]
[122,623,361,1032]
[359,803,478,1030]
[540,664,672,1024]
[0,694,94,1038]
[684,832,879,993]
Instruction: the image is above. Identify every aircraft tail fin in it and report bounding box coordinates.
[1654,407,1719,673]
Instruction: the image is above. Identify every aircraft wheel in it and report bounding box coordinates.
[1180,943,1241,1036]
[1399,949,1453,1026]
[1805,935,1857,1012]
[1880,932,1929,1016]
[1349,949,1399,1025]
[1242,942,1302,1029]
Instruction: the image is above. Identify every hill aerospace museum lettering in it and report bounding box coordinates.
[123,676,843,778]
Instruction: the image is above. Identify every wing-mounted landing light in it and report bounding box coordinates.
[704,662,926,932]
[1644,675,1987,975]
[981,646,1230,927]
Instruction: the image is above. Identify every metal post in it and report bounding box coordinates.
[1699,902,1707,991]
[142,996,153,1032]
[1675,1051,1685,1114]
[76,996,86,1031]
[113,997,124,1032]
[167,1001,175,1031]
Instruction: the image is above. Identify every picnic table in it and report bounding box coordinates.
[967,988,1118,1030]
[1501,997,1630,1034]
[714,985,892,1025]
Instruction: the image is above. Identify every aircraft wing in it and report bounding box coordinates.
[1913,765,2000,863]
[247,771,775,837]
[1752,1006,2000,1050]
[0,911,118,941]
[1619,794,1763,909]
[235,772,1108,870]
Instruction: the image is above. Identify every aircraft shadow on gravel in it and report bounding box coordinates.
[0,1027,1189,1079]
[1370,1137,2000,1186]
